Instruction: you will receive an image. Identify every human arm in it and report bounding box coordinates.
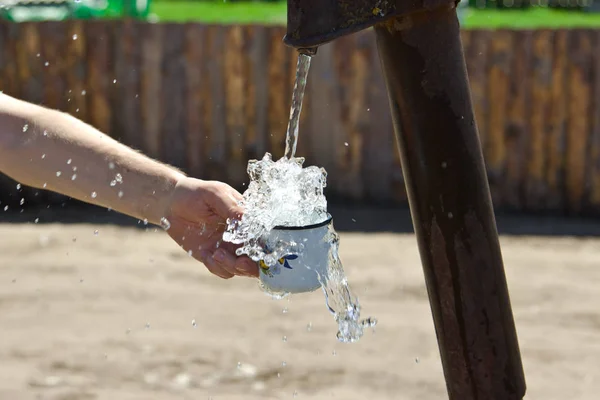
[0,93,257,278]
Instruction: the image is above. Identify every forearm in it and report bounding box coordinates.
[0,94,185,225]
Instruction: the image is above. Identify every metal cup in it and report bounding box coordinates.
[258,214,333,294]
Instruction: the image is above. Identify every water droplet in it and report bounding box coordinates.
[20,198,25,206]
[415,357,420,364]
[115,173,123,183]
[282,336,287,342]
[72,237,77,242]
[91,192,97,198]
[187,250,193,257]
[192,319,197,328]
[56,171,61,177]
[441,162,447,168]
[67,159,72,164]
[42,130,48,136]
[36,53,40,57]
[306,322,312,332]
[113,79,117,84]
[81,90,86,96]
[44,61,49,67]
[117,191,124,198]
[71,174,77,181]
[3,205,8,211]
[447,212,453,219]
[72,166,77,171]
[143,218,148,225]
[22,124,28,132]
[42,183,47,188]
[281,361,287,367]
[282,308,288,314]
[16,183,21,190]
[108,162,115,170]
[160,217,171,231]
[94,230,99,236]
[34,218,39,223]
[72,34,78,40]
[293,391,298,397]
[344,142,349,146]
[110,180,116,187]
[277,372,281,378]
[41,154,46,159]
[145,322,150,329]
[237,362,242,369]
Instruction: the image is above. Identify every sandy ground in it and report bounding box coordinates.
[1,219,600,400]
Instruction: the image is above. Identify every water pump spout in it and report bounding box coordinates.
[284,0,456,49]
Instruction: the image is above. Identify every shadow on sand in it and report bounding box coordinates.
[1,200,600,237]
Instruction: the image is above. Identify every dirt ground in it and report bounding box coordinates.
[1,212,600,400]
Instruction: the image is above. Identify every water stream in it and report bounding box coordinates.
[284,54,311,160]
[224,51,376,343]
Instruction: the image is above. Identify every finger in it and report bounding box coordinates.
[213,248,250,277]
[199,250,234,279]
[235,256,259,278]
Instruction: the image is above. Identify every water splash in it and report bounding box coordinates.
[284,53,312,160]
[320,226,377,343]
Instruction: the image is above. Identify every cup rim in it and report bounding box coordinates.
[272,213,332,231]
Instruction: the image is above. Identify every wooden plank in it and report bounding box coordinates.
[247,26,269,162]
[184,23,207,179]
[463,29,490,153]
[565,29,593,214]
[306,42,342,193]
[139,22,163,159]
[66,20,88,123]
[586,30,600,213]
[224,25,247,188]
[546,29,568,212]
[85,21,112,135]
[486,29,513,207]
[206,25,228,181]
[362,34,393,203]
[16,22,43,105]
[1,23,20,99]
[40,21,67,112]
[113,19,142,149]
[161,23,187,170]
[266,26,289,160]
[333,32,368,200]
[526,30,554,210]
[502,30,531,210]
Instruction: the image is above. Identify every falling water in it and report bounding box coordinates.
[284,53,312,160]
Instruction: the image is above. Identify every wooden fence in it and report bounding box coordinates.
[0,21,599,215]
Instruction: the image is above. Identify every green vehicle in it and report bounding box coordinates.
[0,0,152,22]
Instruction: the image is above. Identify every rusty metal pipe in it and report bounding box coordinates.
[373,7,526,400]
[284,1,526,399]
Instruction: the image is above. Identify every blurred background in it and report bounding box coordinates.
[1,2,600,400]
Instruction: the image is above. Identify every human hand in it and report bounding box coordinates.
[163,177,258,279]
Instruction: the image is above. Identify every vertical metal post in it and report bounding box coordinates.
[373,7,526,400]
